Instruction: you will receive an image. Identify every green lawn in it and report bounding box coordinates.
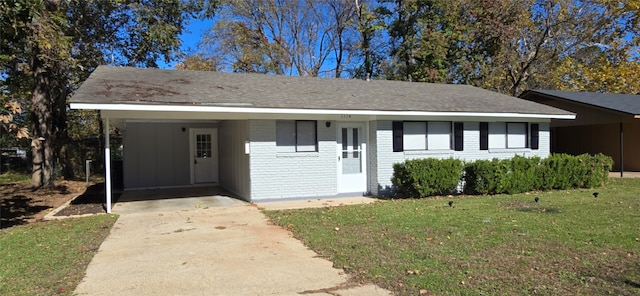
[0,171,31,184]
[0,215,118,296]
[265,178,640,295]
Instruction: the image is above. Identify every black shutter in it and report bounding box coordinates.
[392,121,403,152]
[454,122,464,151]
[530,123,539,150]
[480,122,489,150]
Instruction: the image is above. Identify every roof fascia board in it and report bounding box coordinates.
[102,110,557,123]
[74,103,575,120]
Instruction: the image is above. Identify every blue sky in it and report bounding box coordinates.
[158,18,213,69]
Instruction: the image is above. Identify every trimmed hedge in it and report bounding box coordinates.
[391,153,612,198]
[391,158,464,198]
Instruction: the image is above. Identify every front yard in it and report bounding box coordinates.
[0,215,117,295]
[265,178,640,295]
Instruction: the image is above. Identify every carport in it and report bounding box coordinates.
[521,89,640,175]
[92,114,251,213]
[111,186,247,214]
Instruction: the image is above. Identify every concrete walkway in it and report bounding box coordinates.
[608,171,640,178]
[74,195,391,296]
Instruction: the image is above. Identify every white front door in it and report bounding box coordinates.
[190,128,218,184]
[337,123,367,193]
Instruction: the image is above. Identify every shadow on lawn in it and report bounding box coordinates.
[1,183,115,229]
[0,195,51,228]
[624,279,640,289]
[516,207,563,214]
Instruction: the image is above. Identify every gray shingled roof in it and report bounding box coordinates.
[521,89,640,116]
[71,66,572,116]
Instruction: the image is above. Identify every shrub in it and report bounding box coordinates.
[499,156,539,194]
[393,154,612,198]
[392,158,464,198]
[463,154,612,195]
[578,153,613,188]
[463,159,500,195]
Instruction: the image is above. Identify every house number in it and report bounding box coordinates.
[341,114,352,119]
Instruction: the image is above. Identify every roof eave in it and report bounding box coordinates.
[70,102,576,120]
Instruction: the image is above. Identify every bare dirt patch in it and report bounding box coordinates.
[1,181,108,228]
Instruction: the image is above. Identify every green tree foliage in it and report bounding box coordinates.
[353,0,386,80]
[375,0,523,83]
[0,0,217,187]
[190,0,637,92]
[175,54,219,71]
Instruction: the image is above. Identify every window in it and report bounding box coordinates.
[196,134,212,158]
[276,120,317,152]
[488,122,507,149]
[392,121,459,151]
[506,122,527,148]
[403,122,427,150]
[428,121,451,150]
[480,122,538,150]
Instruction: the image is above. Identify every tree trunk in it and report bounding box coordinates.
[30,57,54,188]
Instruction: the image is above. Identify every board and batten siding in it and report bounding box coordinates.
[371,120,551,195]
[248,119,337,200]
[218,120,251,201]
[367,120,379,196]
[122,122,217,189]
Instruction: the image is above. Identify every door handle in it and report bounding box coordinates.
[194,159,197,164]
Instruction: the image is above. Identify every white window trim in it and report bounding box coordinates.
[427,121,453,150]
[402,121,453,151]
[488,122,530,150]
[276,120,318,153]
[506,122,527,149]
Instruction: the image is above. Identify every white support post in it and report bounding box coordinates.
[104,118,112,213]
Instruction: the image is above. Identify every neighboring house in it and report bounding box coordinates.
[69,66,574,212]
[520,90,640,173]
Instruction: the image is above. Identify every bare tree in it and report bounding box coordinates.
[200,0,358,77]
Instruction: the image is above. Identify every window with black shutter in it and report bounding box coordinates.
[392,121,403,152]
[454,122,464,151]
[530,123,539,150]
[480,122,489,150]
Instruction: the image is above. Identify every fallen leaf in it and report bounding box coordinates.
[406,269,420,275]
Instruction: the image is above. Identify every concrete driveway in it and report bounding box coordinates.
[74,195,391,296]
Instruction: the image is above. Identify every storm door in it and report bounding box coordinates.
[337,123,367,193]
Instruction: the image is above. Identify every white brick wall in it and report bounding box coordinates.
[370,121,551,196]
[249,119,337,200]
[246,119,551,199]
